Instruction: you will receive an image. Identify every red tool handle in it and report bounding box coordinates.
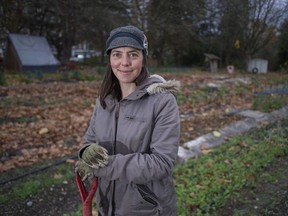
[76,173,98,216]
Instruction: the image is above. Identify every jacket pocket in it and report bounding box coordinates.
[136,184,159,207]
[115,183,162,215]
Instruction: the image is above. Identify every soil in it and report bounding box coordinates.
[0,180,82,216]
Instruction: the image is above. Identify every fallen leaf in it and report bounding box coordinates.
[212,131,221,137]
[246,173,255,182]
[201,149,214,154]
[189,192,195,198]
[21,149,31,156]
[54,173,63,179]
[39,127,49,135]
[188,127,194,131]
[240,141,249,148]
[229,146,241,153]
[206,161,213,167]
[224,159,231,164]
[243,161,251,168]
[223,179,232,183]
[196,184,205,189]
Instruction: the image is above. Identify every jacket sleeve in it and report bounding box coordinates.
[83,99,99,145]
[93,93,180,184]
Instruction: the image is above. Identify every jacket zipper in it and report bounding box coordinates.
[113,103,119,154]
[111,103,120,215]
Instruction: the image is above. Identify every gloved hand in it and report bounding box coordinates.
[81,143,109,169]
[75,160,93,181]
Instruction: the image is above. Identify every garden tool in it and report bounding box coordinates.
[76,173,98,216]
[75,143,108,216]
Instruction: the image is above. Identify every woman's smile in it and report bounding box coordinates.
[118,69,133,73]
[110,47,143,85]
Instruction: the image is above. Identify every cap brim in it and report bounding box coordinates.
[106,37,143,54]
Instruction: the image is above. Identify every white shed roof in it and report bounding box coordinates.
[8,33,60,67]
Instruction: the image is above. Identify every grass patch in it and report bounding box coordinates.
[252,94,288,112]
[174,118,288,216]
[0,161,75,204]
[177,90,188,105]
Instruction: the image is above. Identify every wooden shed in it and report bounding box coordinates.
[204,53,221,73]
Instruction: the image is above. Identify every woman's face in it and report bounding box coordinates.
[110,47,144,85]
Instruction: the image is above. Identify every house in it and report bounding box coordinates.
[4,33,60,72]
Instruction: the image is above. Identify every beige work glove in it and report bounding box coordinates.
[75,143,109,181]
[75,160,93,181]
[81,143,109,169]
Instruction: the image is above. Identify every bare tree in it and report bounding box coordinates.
[241,0,288,61]
[1,0,287,67]
[0,0,81,62]
[278,18,288,71]
[217,0,249,65]
[0,0,31,51]
[77,0,129,63]
[147,0,206,66]
[0,0,28,33]
[53,0,80,62]
[129,0,149,30]
[216,0,288,69]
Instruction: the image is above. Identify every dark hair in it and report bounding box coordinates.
[99,53,149,109]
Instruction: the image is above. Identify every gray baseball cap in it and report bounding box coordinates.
[105,25,148,56]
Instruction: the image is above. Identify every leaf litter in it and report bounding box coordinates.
[0,72,287,215]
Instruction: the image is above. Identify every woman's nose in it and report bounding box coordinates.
[121,55,130,66]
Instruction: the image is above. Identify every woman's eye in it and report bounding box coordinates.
[129,53,139,58]
[112,53,121,58]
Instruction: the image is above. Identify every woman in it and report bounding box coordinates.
[76,25,180,216]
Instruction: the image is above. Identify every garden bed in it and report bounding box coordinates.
[0,71,288,215]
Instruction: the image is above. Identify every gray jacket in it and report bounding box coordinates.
[83,75,180,216]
